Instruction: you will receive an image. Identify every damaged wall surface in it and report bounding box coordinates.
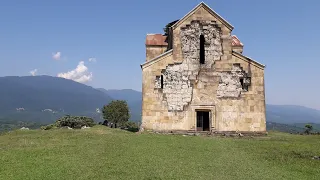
[217,64,251,98]
[154,20,224,111]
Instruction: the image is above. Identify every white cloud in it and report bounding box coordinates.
[52,52,61,60]
[57,61,93,83]
[88,58,96,62]
[30,69,38,76]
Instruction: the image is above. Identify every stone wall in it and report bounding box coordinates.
[146,46,167,61]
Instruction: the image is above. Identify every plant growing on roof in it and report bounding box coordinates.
[163,20,179,36]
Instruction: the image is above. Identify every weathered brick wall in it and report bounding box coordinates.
[141,5,266,132]
[146,46,167,61]
[207,56,266,132]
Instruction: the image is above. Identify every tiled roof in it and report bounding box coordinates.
[231,35,244,47]
[145,34,243,47]
[145,34,168,46]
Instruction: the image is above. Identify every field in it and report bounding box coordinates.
[1,126,320,180]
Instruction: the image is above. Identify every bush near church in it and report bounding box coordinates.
[55,115,96,128]
[121,121,139,132]
[41,115,96,130]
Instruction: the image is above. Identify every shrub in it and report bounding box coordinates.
[55,115,96,129]
[102,120,109,126]
[121,121,139,132]
[305,124,313,134]
[41,124,57,130]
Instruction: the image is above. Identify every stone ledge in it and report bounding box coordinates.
[140,129,268,137]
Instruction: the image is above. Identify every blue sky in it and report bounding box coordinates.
[0,0,319,109]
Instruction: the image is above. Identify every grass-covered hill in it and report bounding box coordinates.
[0,126,319,179]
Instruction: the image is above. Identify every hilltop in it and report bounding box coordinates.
[0,126,319,179]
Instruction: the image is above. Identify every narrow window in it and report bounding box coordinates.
[161,75,163,89]
[200,34,205,64]
[240,78,248,91]
[240,78,244,88]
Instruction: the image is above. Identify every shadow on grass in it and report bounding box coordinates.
[99,120,140,133]
[121,127,139,133]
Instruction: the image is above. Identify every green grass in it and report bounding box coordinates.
[0,126,319,180]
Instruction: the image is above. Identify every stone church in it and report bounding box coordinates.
[140,2,266,133]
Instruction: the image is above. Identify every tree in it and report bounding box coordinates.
[102,100,130,128]
[163,20,179,36]
[305,124,313,134]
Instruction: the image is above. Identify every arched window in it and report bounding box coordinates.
[200,34,205,64]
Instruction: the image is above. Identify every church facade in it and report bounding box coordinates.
[140,2,266,133]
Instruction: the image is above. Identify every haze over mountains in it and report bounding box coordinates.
[0,75,319,132]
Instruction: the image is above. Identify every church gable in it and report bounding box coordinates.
[171,3,233,65]
[171,2,234,31]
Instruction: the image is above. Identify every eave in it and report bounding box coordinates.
[140,49,173,70]
[232,51,266,69]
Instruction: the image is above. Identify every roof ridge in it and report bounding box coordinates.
[171,2,234,30]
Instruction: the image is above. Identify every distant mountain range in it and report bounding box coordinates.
[0,75,319,132]
[0,76,112,123]
[266,104,320,124]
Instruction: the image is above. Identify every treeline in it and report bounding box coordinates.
[0,118,45,133]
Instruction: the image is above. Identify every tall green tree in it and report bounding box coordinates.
[102,100,130,128]
[305,124,313,134]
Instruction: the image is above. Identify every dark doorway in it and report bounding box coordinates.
[196,111,210,131]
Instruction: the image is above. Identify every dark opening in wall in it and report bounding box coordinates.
[240,78,244,88]
[196,111,210,131]
[200,34,205,64]
[161,75,164,89]
[240,78,249,91]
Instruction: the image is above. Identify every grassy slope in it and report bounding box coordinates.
[0,126,320,180]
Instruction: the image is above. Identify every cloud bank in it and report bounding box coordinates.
[57,61,93,83]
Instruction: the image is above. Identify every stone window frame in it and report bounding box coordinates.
[191,105,216,132]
